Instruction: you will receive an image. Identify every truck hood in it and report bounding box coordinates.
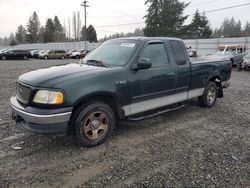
[19,63,110,87]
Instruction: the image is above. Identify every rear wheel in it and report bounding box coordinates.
[74,101,115,147]
[1,56,6,60]
[76,55,80,59]
[61,55,65,59]
[44,56,48,60]
[198,82,218,107]
[23,55,28,60]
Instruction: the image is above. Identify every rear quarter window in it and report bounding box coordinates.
[169,40,187,65]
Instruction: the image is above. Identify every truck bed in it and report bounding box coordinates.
[190,56,229,64]
[189,57,232,91]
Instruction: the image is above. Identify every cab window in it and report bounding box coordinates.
[140,43,168,68]
[169,40,187,65]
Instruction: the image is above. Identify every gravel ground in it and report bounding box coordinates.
[0,59,249,188]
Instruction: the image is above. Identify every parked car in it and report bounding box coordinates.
[38,50,66,59]
[0,48,9,53]
[70,49,85,59]
[238,57,250,71]
[66,50,77,58]
[0,49,30,60]
[205,45,245,66]
[32,50,46,59]
[188,50,197,58]
[80,49,91,58]
[29,50,40,58]
[0,48,9,57]
[10,37,232,147]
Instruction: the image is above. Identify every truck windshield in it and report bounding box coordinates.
[84,39,140,66]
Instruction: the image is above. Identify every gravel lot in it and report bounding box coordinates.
[0,59,249,187]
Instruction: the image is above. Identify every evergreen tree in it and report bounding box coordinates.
[234,20,242,37]
[244,21,250,37]
[80,25,87,41]
[26,12,40,43]
[134,28,144,36]
[15,25,27,44]
[86,25,97,42]
[38,26,46,43]
[219,17,242,38]
[144,0,189,37]
[9,33,17,46]
[220,18,231,37]
[212,27,222,38]
[9,39,17,46]
[200,12,213,38]
[53,16,65,42]
[44,18,55,43]
[188,10,212,39]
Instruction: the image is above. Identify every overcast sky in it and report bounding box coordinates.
[0,0,250,39]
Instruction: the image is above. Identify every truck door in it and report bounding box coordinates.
[169,40,191,96]
[127,41,177,115]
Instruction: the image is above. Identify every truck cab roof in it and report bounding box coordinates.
[111,37,183,42]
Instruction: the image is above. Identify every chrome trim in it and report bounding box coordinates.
[123,88,205,116]
[187,88,205,99]
[10,100,72,125]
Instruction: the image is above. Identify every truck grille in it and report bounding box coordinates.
[16,82,32,104]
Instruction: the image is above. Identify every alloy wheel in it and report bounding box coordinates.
[82,111,109,141]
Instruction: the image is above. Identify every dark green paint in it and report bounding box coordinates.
[18,37,232,114]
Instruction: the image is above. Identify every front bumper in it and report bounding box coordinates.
[10,96,73,135]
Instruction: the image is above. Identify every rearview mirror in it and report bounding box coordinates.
[132,58,152,70]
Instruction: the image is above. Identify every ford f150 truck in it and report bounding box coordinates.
[10,37,232,147]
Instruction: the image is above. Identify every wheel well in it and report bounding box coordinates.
[67,94,124,135]
[209,76,223,98]
[73,94,124,119]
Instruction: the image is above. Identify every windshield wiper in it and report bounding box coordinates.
[85,59,111,68]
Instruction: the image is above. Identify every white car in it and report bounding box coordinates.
[70,49,85,59]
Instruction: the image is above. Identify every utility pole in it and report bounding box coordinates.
[81,1,89,50]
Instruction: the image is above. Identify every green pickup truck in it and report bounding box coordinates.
[10,37,232,147]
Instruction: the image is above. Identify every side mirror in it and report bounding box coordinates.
[132,58,152,70]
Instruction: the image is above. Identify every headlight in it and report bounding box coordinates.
[33,90,64,105]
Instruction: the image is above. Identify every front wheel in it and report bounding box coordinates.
[1,56,6,60]
[198,82,218,107]
[74,102,115,147]
[23,55,28,60]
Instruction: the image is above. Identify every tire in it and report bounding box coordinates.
[44,56,48,60]
[230,59,234,67]
[61,56,65,59]
[74,101,116,147]
[76,55,80,59]
[198,81,218,107]
[244,67,249,71]
[1,56,6,60]
[238,64,242,71]
[23,55,28,60]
